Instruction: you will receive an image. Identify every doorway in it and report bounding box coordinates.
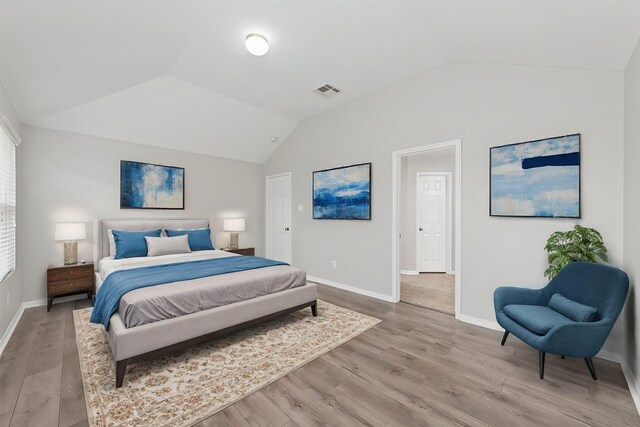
[391,140,461,318]
[265,172,292,264]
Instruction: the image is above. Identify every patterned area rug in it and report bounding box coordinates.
[401,273,455,315]
[73,301,380,427]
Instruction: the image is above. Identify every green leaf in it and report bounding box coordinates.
[544,224,609,279]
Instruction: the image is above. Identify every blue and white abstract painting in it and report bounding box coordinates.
[120,161,184,209]
[490,134,580,218]
[313,163,371,220]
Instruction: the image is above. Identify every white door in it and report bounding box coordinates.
[416,174,447,272]
[266,173,292,264]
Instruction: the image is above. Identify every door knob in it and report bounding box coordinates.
[285,227,290,231]
[419,227,423,231]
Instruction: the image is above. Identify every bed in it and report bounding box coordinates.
[93,219,317,388]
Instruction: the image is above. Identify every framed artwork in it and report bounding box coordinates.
[313,162,371,220]
[490,134,580,218]
[120,160,185,210]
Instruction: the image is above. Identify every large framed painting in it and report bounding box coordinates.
[313,162,371,220]
[120,160,185,210]
[490,134,580,218]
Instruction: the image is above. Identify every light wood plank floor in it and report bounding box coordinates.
[1,284,638,426]
[400,273,455,315]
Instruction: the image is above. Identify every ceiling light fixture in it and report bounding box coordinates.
[245,33,269,56]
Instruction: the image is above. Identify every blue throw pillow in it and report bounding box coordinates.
[548,293,598,322]
[112,229,162,259]
[166,229,214,251]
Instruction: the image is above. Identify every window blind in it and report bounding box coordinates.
[0,121,17,284]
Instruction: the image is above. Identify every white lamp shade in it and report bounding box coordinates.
[55,222,86,241]
[223,218,245,232]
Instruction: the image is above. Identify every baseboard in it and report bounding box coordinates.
[621,362,640,415]
[458,314,503,332]
[307,275,396,303]
[0,303,26,355]
[400,270,419,275]
[596,349,624,364]
[0,293,87,356]
[23,293,86,308]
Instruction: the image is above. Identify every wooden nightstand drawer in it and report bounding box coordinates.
[224,248,255,256]
[48,278,94,296]
[48,265,93,282]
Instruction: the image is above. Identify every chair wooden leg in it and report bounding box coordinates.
[311,301,317,317]
[585,357,598,380]
[500,330,509,346]
[539,351,546,379]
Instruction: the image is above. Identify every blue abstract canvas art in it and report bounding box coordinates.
[313,163,371,220]
[490,134,580,218]
[120,160,184,209]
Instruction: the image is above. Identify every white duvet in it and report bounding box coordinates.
[98,249,239,282]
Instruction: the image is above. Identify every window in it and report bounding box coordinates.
[0,119,18,284]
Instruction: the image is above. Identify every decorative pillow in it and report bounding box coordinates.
[112,229,162,259]
[145,235,191,257]
[548,293,598,322]
[166,228,214,251]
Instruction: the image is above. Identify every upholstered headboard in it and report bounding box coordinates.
[95,218,210,261]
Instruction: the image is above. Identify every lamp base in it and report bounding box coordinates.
[64,241,78,265]
[229,232,239,250]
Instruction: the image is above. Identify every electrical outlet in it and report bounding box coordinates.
[6,291,9,307]
[298,204,303,212]
[331,260,337,269]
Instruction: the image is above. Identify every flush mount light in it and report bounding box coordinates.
[245,33,269,56]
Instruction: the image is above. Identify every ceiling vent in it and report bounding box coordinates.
[314,83,341,97]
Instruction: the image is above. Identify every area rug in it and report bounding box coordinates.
[73,300,380,427]
[401,273,455,315]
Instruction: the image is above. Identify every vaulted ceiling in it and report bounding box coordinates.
[1,0,639,163]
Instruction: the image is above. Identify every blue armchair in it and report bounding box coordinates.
[494,262,629,380]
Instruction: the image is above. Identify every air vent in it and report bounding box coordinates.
[314,83,341,97]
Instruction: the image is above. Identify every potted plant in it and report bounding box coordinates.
[544,225,608,279]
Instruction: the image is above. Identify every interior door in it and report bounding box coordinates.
[266,173,292,264]
[416,174,446,272]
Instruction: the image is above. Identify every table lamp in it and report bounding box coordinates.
[55,222,86,265]
[223,218,245,250]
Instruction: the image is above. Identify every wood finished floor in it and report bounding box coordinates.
[1,284,639,427]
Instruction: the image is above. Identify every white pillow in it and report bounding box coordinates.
[145,235,192,257]
[108,229,116,257]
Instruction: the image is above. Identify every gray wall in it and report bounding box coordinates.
[19,125,265,303]
[624,39,640,397]
[400,148,455,272]
[0,84,22,341]
[264,62,626,357]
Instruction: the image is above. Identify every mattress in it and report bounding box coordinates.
[97,250,307,328]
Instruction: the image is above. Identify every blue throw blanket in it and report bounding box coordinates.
[90,256,287,329]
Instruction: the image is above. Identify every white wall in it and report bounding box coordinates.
[0,83,22,341]
[20,125,264,303]
[400,148,455,272]
[264,62,626,357]
[624,39,640,394]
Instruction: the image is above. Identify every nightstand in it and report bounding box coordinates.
[47,263,94,311]
[223,247,255,256]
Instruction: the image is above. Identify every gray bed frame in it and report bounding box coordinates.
[94,219,317,388]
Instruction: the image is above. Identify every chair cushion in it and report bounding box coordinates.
[548,293,598,322]
[503,304,575,336]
